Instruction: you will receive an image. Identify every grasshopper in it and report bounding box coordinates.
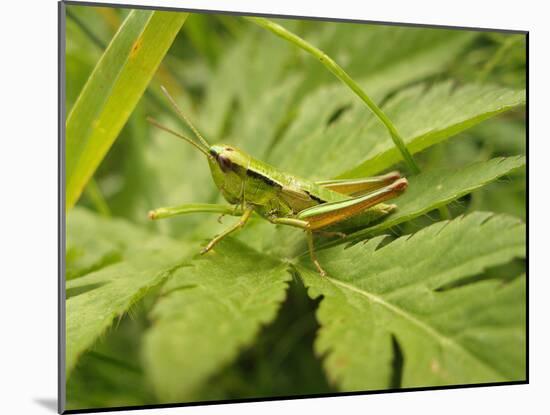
[148,87,408,276]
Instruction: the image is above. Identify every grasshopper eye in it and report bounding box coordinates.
[218,155,233,172]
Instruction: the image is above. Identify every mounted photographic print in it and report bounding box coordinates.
[60,1,527,413]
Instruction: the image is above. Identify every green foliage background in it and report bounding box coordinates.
[65,5,526,410]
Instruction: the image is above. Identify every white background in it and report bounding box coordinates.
[0,0,544,413]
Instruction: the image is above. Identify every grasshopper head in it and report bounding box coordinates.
[208,144,248,173]
[207,144,250,204]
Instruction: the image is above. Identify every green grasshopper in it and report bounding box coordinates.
[148,87,408,276]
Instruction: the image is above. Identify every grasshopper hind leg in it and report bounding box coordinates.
[307,231,327,277]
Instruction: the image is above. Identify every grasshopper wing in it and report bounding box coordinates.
[316,171,401,196]
[298,178,408,230]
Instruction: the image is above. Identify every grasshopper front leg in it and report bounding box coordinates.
[201,206,254,254]
[147,203,250,253]
[148,203,245,220]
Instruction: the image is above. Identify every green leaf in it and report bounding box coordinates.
[66,315,155,410]
[66,208,191,376]
[349,156,526,238]
[66,207,151,280]
[142,238,291,402]
[270,82,525,179]
[66,10,188,210]
[298,212,525,390]
[340,82,526,178]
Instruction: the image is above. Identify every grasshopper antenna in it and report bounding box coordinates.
[146,117,212,158]
[160,85,211,148]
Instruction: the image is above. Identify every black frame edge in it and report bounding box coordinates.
[64,381,528,414]
[58,1,67,413]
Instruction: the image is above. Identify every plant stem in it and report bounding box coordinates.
[245,17,420,175]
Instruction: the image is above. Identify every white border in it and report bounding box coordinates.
[2,0,546,414]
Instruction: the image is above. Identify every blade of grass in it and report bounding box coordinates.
[67,6,187,126]
[65,10,188,211]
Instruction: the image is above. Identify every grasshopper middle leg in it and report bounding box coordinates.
[306,231,327,277]
[201,206,254,254]
[267,216,328,277]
